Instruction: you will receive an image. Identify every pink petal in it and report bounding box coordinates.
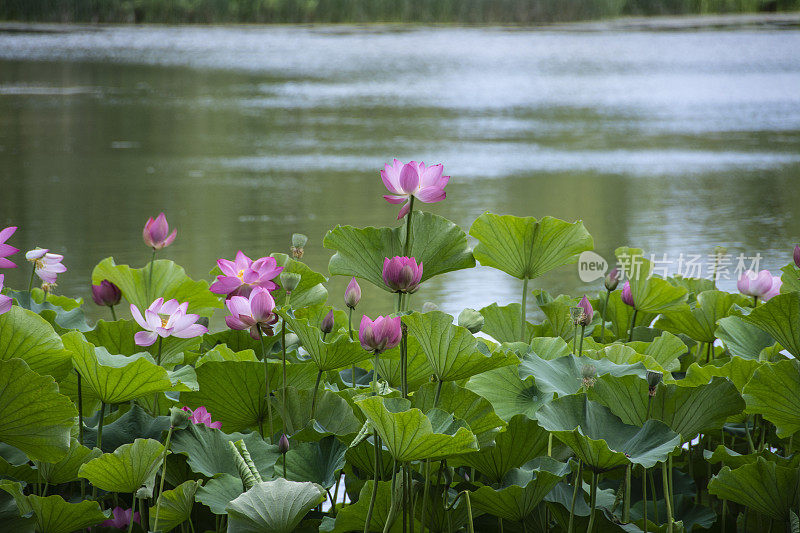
[210,276,244,295]
[418,163,444,187]
[160,299,180,315]
[233,251,252,271]
[148,297,165,312]
[217,258,238,276]
[383,194,408,205]
[0,243,19,257]
[398,163,420,194]
[130,305,149,329]
[0,258,16,268]
[396,202,411,220]
[0,295,12,315]
[250,288,276,322]
[0,226,17,243]
[415,187,446,204]
[145,309,163,330]
[171,324,208,339]
[134,331,158,347]
[226,295,252,317]
[226,315,249,330]
[209,421,222,429]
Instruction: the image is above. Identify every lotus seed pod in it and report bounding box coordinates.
[280,272,301,293]
[458,308,484,334]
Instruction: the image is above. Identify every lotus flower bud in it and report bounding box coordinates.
[278,433,290,455]
[170,407,191,428]
[604,268,620,291]
[577,296,593,327]
[421,301,439,313]
[621,281,635,307]
[91,280,122,307]
[382,256,423,293]
[291,233,308,259]
[647,370,663,396]
[344,277,361,309]
[794,245,800,269]
[321,309,335,335]
[280,272,301,294]
[458,308,484,334]
[359,315,402,353]
[143,212,177,250]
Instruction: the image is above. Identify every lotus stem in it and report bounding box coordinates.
[668,456,674,514]
[257,325,274,439]
[109,305,117,321]
[420,459,431,533]
[349,307,356,389]
[77,372,84,445]
[402,196,415,257]
[28,266,35,293]
[600,290,611,341]
[310,369,323,420]
[331,471,342,515]
[498,517,504,532]
[152,336,163,416]
[721,499,727,532]
[384,461,399,533]
[520,277,529,342]
[661,462,673,532]
[578,325,586,357]
[153,424,174,531]
[623,464,631,523]
[148,250,156,301]
[97,402,106,451]
[642,466,647,533]
[706,342,712,364]
[567,459,582,533]
[753,295,758,307]
[127,495,136,533]
[548,433,553,457]
[403,462,409,533]
[372,350,381,395]
[649,470,659,523]
[745,417,756,453]
[628,309,638,342]
[364,430,381,533]
[587,471,599,533]
[281,320,287,437]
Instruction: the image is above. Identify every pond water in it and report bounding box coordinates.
[1,24,799,319]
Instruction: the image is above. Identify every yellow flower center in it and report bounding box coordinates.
[160,316,169,328]
[237,269,245,280]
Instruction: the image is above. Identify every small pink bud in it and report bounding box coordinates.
[621,281,635,307]
[91,280,122,307]
[794,245,800,269]
[344,277,361,308]
[278,434,290,454]
[578,295,593,326]
[321,309,335,334]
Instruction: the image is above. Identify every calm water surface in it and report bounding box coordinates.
[0,24,799,320]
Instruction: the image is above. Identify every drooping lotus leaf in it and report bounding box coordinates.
[281,313,370,371]
[82,404,170,452]
[403,311,517,382]
[536,395,681,472]
[92,257,222,317]
[277,436,347,489]
[715,314,775,360]
[9,289,90,333]
[545,479,621,532]
[535,291,580,340]
[325,211,475,290]
[681,357,762,392]
[148,479,202,532]
[412,381,506,448]
[319,480,417,533]
[466,365,551,421]
[356,396,479,462]
[225,478,326,533]
[743,292,800,357]
[704,444,800,470]
[583,344,667,373]
[519,353,648,397]
[84,318,201,363]
[530,336,571,361]
[196,344,258,366]
[171,422,280,478]
[589,375,745,441]
[450,414,551,482]
[470,458,570,522]
[78,438,165,493]
[0,452,37,484]
[615,247,689,314]
[742,359,800,438]
[0,305,71,379]
[469,213,593,280]
[479,303,539,344]
[0,480,110,533]
[196,473,244,515]
[0,358,76,462]
[181,360,317,433]
[33,438,102,485]
[272,386,361,440]
[708,457,800,522]
[374,334,435,391]
[0,488,35,531]
[655,290,749,343]
[269,253,328,309]
[625,331,687,372]
[64,331,175,404]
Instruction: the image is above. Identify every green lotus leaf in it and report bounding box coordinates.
[625,331,687,372]
[0,305,71,379]
[196,344,258,366]
[715,315,775,360]
[536,395,681,472]
[324,211,475,290]
[294,304,349,334]
[195,473,244,515]
[414,484,470,533]
[0,487,35,531]
[0,358,76,462]
[704,444,800,470]
[81,404,170,452]
[412,381,506,448]
[743,292,800,357]
[583,344,667,373]
[181,360,317,433]
[374,334,435,392]
[598,289,658,341]
[171,422,279,478]
[742,359,800,438]
[270,253,328,309]
[319,480,416,533]
[0,453,37,484]
[84,319,201,363]
[281,313,370,371]
[92,257,222,317]
[148,479,202,532]
[681,357,762,392]
[225,478,326,533]
[668,275,716,298]
[589,375,745,441]
[9,289,90,333]
[78,438,165,493]
[708,457,800,522]
[530,336,571,361]
[64,331,174,404]
[519,353,647,397]
[655,290,749,343]
[466,365,551,421]
[33,438,101,485]
[272,387,361,440]
[535,291,580,340]
[57,370,101,417]
[356,396,478,462]
[451,414,551,482]
[277,435,346,489]
[469,213,593,280]
[470,458,569,522]
[615,247,689,314]
[344,438,394,481]
[780,264,800,293]
[0,480,109,533]
[479,303,538,344]
[404,311,517,382]
[200,329,263,354]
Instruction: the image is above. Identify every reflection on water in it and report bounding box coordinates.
[0,25,798,321]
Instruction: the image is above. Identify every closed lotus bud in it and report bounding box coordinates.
[170,406,191,429]
[577,296,593,327]
[280,272,301,294]
[795,245,800,269]
[458,308,484,334]
[647,370,663,396]
[621,281,635,307]
[321,309,335,334]
[382,256,423,293]
[291,233,308,259]
[421,301,439,313]
[604,268,620,291]
[278,433,290,454]
[91,280,122,307]
[344,277,361,309]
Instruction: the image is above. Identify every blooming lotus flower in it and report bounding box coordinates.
[143,212,177,250]
[382,256,423,293]
[0,226,19,269]
[0,275,12,316]
[621,281,635,307]
[209,251,283,298]
[100,506,139,529]
[181,406,222,429]
[224,287,278,339]
[737,270,774,299]
[578,295,593,326]
[344,277,361,309]
[604,268,620,291]
[381,159,449,219]
[359,315,402,353]
[763,276,783,302]
[130,297,208,347]
[26,248,66,284]
[91,280,122,307]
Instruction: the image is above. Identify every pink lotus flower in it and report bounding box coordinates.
[578,295,593,325]
[143,212,177,250]
[621,281,635,307]
[795,245,800,269]
[0,226,19,269]
[130,297,208,347]
[763,276,783,302]
[359,315,402,353]
[25,248,66,284]
[0,275,12,316]
[181,406,222,429]
[381,159,449,219]
[224,287,279,339]
[344,277,361,309]
[209,251,283,298]
[737,270,774,299]
[91,280,122,307]
[382,256,423,293]
[100,506,139,529]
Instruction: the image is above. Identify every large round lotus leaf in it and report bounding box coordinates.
[33,438,102,485]
[681,357,761,392]
[743,292,800,357]
[226,478,326,533]
[479,302,538,344]
[195,473,244,515]
[9,289,90,334]
[78,438,165,493]
[0,480,109,533]
[0,305,71,379]
[272,386,361,441]
[149,479,202,532]
[742,358,800,438]
[81,404,170,452]
[705,444,800,470]
[519,352,647,397]
[536,394,680,472]
[281,313,370,371]
[715,315,775,360]
[267,253,328,309]
[655,290,749,343]
[624,331,686,372]
[614,247,689,314]
[324,211,475,291]
[374,334,434,392]
[276,435,346,489]
[466,365,551,421]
